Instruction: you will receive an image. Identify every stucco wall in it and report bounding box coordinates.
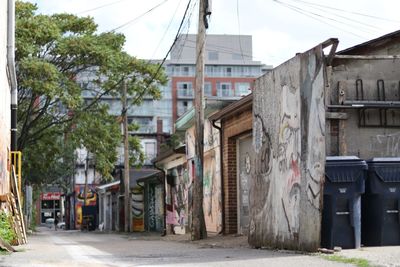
[250,45,325,251]
[0,0,11,195]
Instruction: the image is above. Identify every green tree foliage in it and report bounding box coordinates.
[16,2,167,183]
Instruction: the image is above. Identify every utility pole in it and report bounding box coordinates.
[192,0,209,240]
[122,80,131,232]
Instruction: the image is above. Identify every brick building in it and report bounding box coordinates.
[209,94,253,234]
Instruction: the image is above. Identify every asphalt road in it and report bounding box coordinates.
[0,227,352,267]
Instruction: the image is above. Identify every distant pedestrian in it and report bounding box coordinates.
[54,216,59,231]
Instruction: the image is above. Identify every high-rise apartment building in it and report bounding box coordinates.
[165,34,270,123]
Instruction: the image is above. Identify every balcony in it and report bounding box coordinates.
[177,89,194,99]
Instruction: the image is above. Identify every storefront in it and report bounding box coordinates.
[40,192,61,223]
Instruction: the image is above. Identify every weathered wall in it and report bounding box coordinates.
[328,58,400,158]
[0,0,11,195]
[186,120,222,233]
[250,45,325,251]
[221,108,252,234]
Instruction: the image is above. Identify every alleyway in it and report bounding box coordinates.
[0,227,353,267]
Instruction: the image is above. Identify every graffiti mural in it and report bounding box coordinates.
[75,185,97,228]
[131,186,144,231]
[250,46,325,251]
[166,164,192,234]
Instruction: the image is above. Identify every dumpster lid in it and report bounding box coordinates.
[326,156,362,162]
[368,157,400,163]
[326,156,367,183]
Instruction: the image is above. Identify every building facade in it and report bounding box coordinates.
[0,0,12,196]
[166,34,269,123]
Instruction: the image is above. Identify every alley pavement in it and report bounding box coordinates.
[0,227,395,267]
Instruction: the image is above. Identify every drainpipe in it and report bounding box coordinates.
[7,0,18,151]
[211,119,224,235]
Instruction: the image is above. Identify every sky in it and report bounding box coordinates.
[26,0,400,67]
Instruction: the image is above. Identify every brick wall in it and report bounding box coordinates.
[221,108,252,234]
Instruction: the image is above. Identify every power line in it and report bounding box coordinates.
[272,0,367,40]
[285,0,382,34]
[77,0,129,15]
[151,0,185,59]
[288,0,400,23]
[236,0,246,64]
[111,0,169,32]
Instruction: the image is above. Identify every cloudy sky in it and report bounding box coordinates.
[27,0,400,67]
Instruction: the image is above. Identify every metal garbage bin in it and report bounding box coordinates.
[362,158,400,246]
[321,156,367,249]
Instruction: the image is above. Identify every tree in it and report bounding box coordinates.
[16,2,167,185]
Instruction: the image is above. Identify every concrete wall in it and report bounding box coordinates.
[250,45,326,251]
[0,0,11,195]
[328,57,400,158]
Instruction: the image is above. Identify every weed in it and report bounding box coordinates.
[323,255,371,267]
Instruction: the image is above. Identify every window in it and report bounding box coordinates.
[208,51,219,60]
[177,100,193,116]
[145,142,156,159]
[204,82,212,96]
[235,82,251,96]
[226,67,232,77]
[183,66,189,76]
[216,82,233,97]
[128,117,154,133]
[177,82,193,97]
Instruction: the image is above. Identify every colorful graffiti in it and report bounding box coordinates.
[131,186,144,231]
[75,185,97,227]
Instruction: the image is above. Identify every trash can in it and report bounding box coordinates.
[362,158,400,246]
[321,156,367,249]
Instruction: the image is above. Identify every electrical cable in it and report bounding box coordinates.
[288,0,400,23]
[272,0,367,39]
[284,0,381,34]
[236,0,246,64]
[111,0,169,32]
[76,0,129,15]
[151,0,185,59]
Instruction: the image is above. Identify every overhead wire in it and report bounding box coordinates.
[272,0,367,40]
[288,0,400,23]
[284,0,382,34]
[175,0,198,62]
[111,0,169,32]
[151,0,185,59]
[76,0,129,15]
[236,0,246,64]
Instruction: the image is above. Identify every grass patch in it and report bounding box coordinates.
[322,255,371,267]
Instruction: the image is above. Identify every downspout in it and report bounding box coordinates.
[211,119,224,235]
[7,0,18,151]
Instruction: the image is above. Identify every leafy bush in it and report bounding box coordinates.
[0,212,17,245]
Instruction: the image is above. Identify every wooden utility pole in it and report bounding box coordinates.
[192,0,208,240]
[122,81,131,232]
[83,154,89,206]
